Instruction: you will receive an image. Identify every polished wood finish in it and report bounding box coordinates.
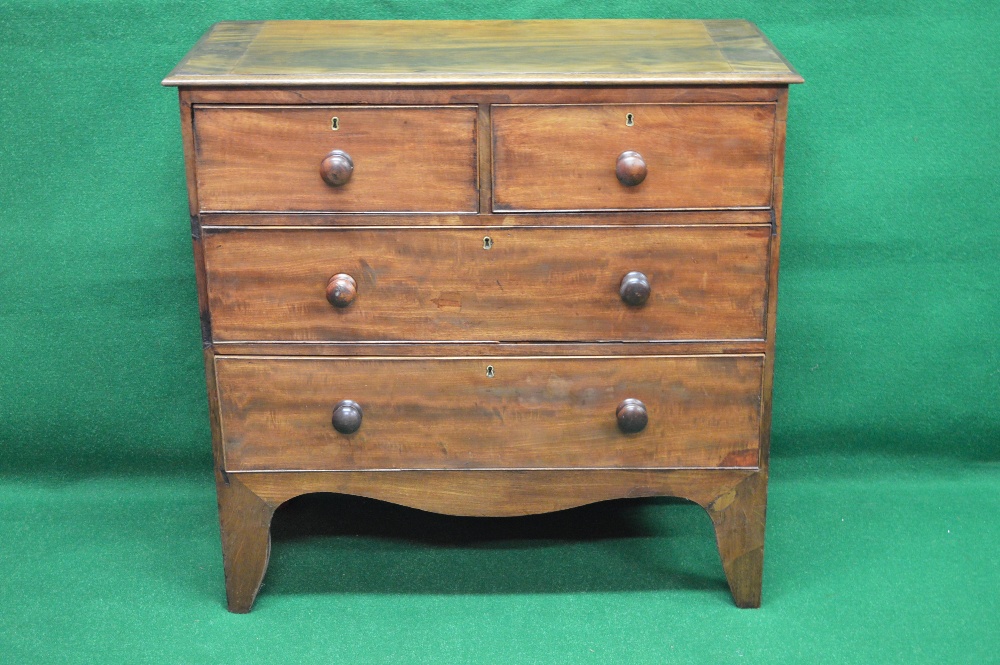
[225,467,765,609]
[236,468,754,517]
[319,150,353,187]
[202,226,771,343]
[616,398,649,434]
[705,469,768,608]
[616,151,648,187]
[165,19,799,611]
[758,87,789,469]
[216,474,276,613]
[212,340,769,357]
[193,105,478,212]
[163,20,802,87]
[324,273,356,308]
[201,209,773,227]
[185,86,786,106]
[331,400,363,435]
[619,271,651,307]
[493,103,775,211]
[215,355,763,471]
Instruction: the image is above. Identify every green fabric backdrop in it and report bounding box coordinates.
[1,1,997,662]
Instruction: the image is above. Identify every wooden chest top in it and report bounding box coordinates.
[162,19,802,87]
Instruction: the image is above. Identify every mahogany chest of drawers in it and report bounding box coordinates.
[163,19,801,612]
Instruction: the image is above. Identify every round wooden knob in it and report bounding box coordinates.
[332,400,363,434]
[619,271,650,306]
[616,151,647,186]
[320,150,354,186]
[326,273,357,308]
[617,398,648,434]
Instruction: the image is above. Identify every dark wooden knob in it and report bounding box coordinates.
[320,149,354,186]
[326,273,357,308]
[616,150,647,186]
[619,271,650,306]
[332,400,363,434]
[617,398,648,434]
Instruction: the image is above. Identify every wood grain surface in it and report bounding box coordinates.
[706,469,767,608]
[166,18,800,612]
[493,103,775,211]
[184,86,786,106]
[200,209,773,227]
[238,468,757,517]
[222,467,766,610]
[210,341,769,357]
[193,105,478,212]
[215,354,764,471]
[162,20,803,87]
[202,226,770,343]
[216,474,275,613]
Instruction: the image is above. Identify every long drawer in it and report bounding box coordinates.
[492,103,776,211]
[202,226,770,343]
[215,355,764,471]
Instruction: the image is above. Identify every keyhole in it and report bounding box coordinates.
[486,365,495,378]
[483,236,493,250]
[626,113,634,127]
[331,117,340,130]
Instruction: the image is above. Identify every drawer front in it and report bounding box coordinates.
[193,105,479,212]
[216,355,763,471]
[203,226,770,343]
[492,103,775,211]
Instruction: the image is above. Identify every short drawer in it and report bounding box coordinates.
[492,103,775,211]
[193,105,479,212]
[203,226,770,343]
[216,355,763,471]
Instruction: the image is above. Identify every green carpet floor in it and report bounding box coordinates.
[2,0,998,661]
[2,458,997,663]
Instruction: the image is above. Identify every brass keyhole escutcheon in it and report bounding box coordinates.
[331,116,340,130]
[626,113,634,126]
[483,236,493,250]
[486,365,495,378]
